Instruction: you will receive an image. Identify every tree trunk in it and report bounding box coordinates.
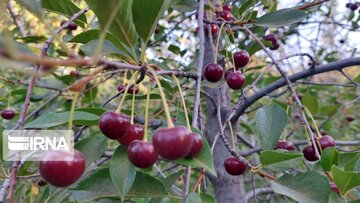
[203,37,247,203]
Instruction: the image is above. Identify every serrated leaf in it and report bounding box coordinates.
[41,0,87,27]
[25,111,99,128]
[255,9,308,27]
[85,0,138,47]
[260,150,303,166]
[110,145,136,201]
[270,172,331,203]
[132,0,171,42]
[332,165,360,194]
[255,104,288,150]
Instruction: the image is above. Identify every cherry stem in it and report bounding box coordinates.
[7,91,11,108]
[282,105,290,141]
[140,41,147,63]
[130,79,136,125]
[214,23,226,64]
[143,84,152,142]
[303,125,312,145]
[148,68,174,128]
[172,75,191,129]
[304,107,322,138]
[122,69,128,85]
[116,72,139,114]
[67,92,79,149]
[228,121,236,151]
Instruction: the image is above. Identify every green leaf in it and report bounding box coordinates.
[127,172,168,197]
[75,135,107,167]
[260,150,303,166]
[255,104,288,150]
[319,105,340,116]
[238,0,257,15]
[185,193,202,203]
[161,170,183,193]
[255,9,308,28]
[132,0,171,42]
[332,165,360,194]
[25,111,99,128]
[270,172,331,203]
[76,107,106,116]
[321,147,339,171]
[301,93,319,114]
[17,0,43,17]
[171,0,198,12]
[173,129,216,176]
[109,145,136,201]
[41,0,87,27]
[80,40,129,58]
[85,0,138,47]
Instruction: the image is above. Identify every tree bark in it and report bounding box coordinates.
[203,37,246,203]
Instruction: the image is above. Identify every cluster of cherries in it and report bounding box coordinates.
[263,34,280,50]
[196,4,233,36]
[204,50,249,90]
[346,2,360,12]
[99,111,204,168]
[1,109,16,120]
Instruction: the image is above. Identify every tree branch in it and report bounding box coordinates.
[6,1,26,37]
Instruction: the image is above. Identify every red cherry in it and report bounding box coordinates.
[1,109,15,120]
[224,157,247,175]
[330,183,340,194]
[302,145,319,161]
[70,70,80,78]
[117,124,144,146]
[270,41,280,50]
[226,71,245,90]
[99,112,130,140]
[210,24,219,35]
[186,133,203,158]
[152,126,193,160]
[128,140,158,168]
[39,150,85,187]
[117,84,125,92]
[233,51,250,68]
[263,34,278,43]
[275,141,295,151]
[223,4,232,12]
[68,22,78,30]
[319,135,335,150]
[224,68,236,80]
[346,116,354,122]
[117,84,139,94]
[204,64,224,83]
[350,3,358,11]
[217,10,232,21]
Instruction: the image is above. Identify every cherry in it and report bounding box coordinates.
[263,34,277,43]
[39,150,85,187]
[339,39,345,44]
[346,3,352,8]
[319,135,335,150]
[152,126,193,160]
[330,183,340,194]
[128,140,158,168]
[224,157,247,176]
[117,84,125,92]
[204,63,224,83]
[1,109,15,120]
[117,84,139,94]
[270,41,280,50]
[223,4,232,12]
[302,145,319,161]
[210,24,219,35]
[70,70,80,78]
[346,116,354,122]
[217,10,232,21]
[233,51,250,68]
[60,20,78,30]
[117,124,144,146]
[186,133,203,158]
[275,141,295,151]
[226,71,245,90]
[350,3,358,11]
[99,111,130,140]
[224,68,235,80]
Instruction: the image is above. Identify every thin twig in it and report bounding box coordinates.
[6,1,26,37]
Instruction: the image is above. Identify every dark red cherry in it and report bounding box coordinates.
[346,116,354,122]
[330,183,340,194]
[204,63,224,83]
[99,112,130,140]
[1,109,15,120]
[302,145,319,161]
[70,70,80,78]
[224,157,247,175]
[186,133,203,158]
[128,86,139,94]
[233,51,250,68]
[210,24,219,35]
[68,22,78,30]
[226,71,245,90]
[39,150,85,187]
[346,3,352,8]
[223,4,232,12]
[217,10,232,21]
[350,3,358,11]
[275,141,295,151]
[152,126,193,160]
[117,84,125,92]
[319,135,335,150]
[128,140,158,168]
[263,34,277,43]
[270,41,280,50]
[117,124,144,146]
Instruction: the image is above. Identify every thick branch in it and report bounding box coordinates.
[232,57,360,120]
